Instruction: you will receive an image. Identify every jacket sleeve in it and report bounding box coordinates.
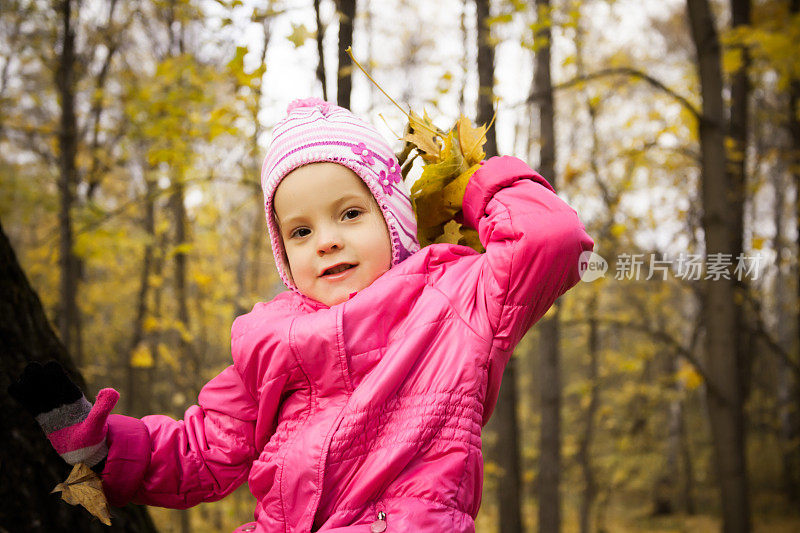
[100,365,259,509]
[458,155,594,349]
[432,156,594,421]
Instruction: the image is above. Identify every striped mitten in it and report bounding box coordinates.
[8,361,119,467]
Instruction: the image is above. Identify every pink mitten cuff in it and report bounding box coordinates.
[41,388,119,467]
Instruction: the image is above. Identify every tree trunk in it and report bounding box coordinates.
[236,16,271,318]
[686,1,751,531]
[314,0,327,101]
[55,0,81,365]
[773,148,799,504]
[659,348,696,515]
[573,15,600,530]
[170,172,197,400]
[336,0,356,109]
[459,0,469,116]
[728,0,751,400]
[149,228,167,416]
[126,172,156,417]
[578,292,599,533]
[0,218,157,532]
[475,0,497,156]
[787,0,800,507]
[532,0,561,531]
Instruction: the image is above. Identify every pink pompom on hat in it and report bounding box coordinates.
[261,97,420,293]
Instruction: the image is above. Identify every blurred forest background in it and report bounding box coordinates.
[1,0,799,532]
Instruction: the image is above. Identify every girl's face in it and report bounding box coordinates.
[273,162,392,307]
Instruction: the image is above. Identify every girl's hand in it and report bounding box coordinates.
[8,361,118,467]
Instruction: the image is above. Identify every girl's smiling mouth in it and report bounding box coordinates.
[320,263,358,279]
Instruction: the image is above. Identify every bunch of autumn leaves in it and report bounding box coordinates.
[399,110,489,253]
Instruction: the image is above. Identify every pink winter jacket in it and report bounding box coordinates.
[99,156,594,532]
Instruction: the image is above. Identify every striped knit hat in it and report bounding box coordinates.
[261,98,420,292]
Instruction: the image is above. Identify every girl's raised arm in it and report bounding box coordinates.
[431,155,594,422]
[460,155,594,349]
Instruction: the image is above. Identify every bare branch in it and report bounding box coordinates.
[527,67,701,120]
[563,315,725,401]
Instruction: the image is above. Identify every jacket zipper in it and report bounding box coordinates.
[369,510,387,532]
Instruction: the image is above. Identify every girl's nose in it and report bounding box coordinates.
[316,227,343,255]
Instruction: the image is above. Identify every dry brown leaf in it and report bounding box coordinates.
[404,110,441,158]
[52,462,112,526]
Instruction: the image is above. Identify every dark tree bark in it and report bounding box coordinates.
[786,0,800,506]
[0,218,157,532]
[55,0,81,365]
[686,1,751,531]
[728,0,751,401]
[532,0,561,531]
[772,144,799,505]
[475,0,497,156]
[335,0,356,109]
[459,0,469,116]
[314,0,328,101]
[578,293,599,533]
[574,17,599,531]
[236,15,272,319]
[126,172,156,418]
[169,173,197,400]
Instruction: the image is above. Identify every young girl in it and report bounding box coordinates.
[10,98,594,532]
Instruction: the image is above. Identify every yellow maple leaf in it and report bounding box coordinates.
[52,462,112,525]
[411,131,467,197]
[404,110,442,160]
[130,343,154,368]
[442,163,482,212]
[287,23,315,48]
[456,114,487,166]
[435,220,463,245]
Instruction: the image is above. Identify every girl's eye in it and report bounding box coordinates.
[343,209,362,220]
[291,228,310,238]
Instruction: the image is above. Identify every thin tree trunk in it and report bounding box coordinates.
[532,0,561,531]
[85,0,120,199]
[495,354,523,533]
[363,0,374,112]
[178,508,190,533]
[728,0,751,400]
[578,292,599,533]
[149,227,167,416]
[475,0,497,156]
[678,391,696,514]
[0,218,157,532]
[236,15,271,318]
[787,0,800,507]
[125,172,156,417]
[56,0,81,365]
[574,17,600,530]
[314,0,327,101]
[686,1,751,531]
[661,367,681,515]
[170,172,197,399]
[72,0,121,373]
[459,0,469,116]
[773,150,799,504]
[336,0,355,109]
